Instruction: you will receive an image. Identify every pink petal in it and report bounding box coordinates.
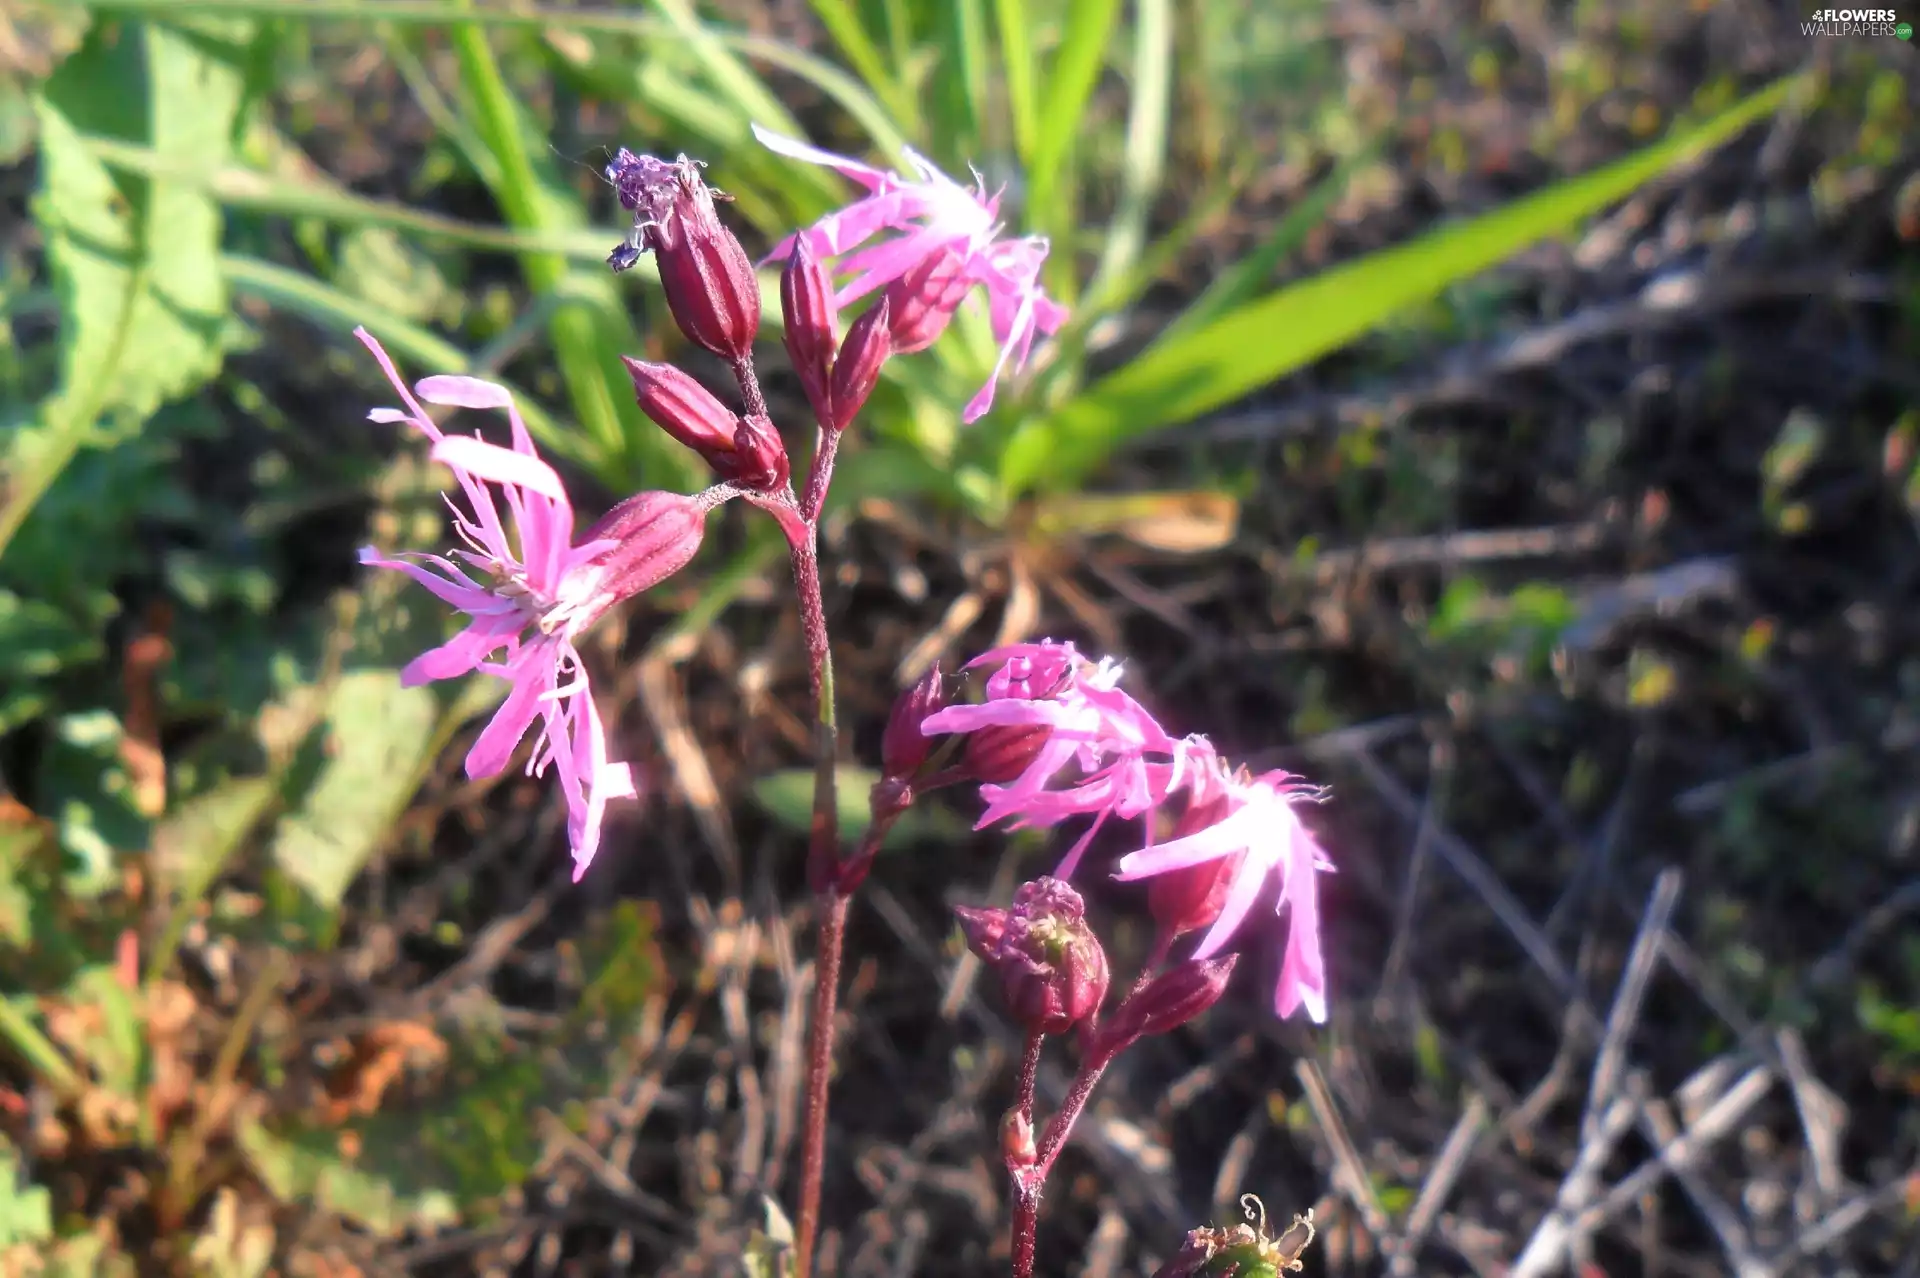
[357,546,503,614]
[464,656,551,778]
[920,699,1068,735]
[751,123,892,192]
[431,436,567,502]
[399,615,521,685]
[1052,807,1109,880]
[1113,811,1246,881]
[1191,842,1267,961]
[1274,823,1328,1022]
[416,374,515,410]
[354,328,441,440]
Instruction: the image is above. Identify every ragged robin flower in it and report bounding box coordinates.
[752,125,1067,422]
[352,327,733,878]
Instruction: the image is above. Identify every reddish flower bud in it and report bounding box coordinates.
[882,665,946,781]
[954,878,1110,1035]
[1146,795,1244,941]
[621,358,788,490]
[781,239,838,429]
[572,487,728,617]
[1092,955,1237,1057]
[962,724,1051,784]
[828,297,891,430]
[622,357,735,456]
[606,149,761,362]
[883,251,972,354]
[730,414,790,491]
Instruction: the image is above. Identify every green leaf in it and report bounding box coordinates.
[267,670,439,915]
[238,1120,459,1236]
[3,20,244,555]
[997,76,1801,496]
[0,1137,53,1248]
[147,776,277,982]
[1025,0,1123,264]
[750,767,968,851]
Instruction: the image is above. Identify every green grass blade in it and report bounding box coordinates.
[1157,143,1376,344]
[449,22,694,491]
[806,0,916,135]
[76,0,913,160]
[1084,0,1171,307]
[1024,0,1121,236]
[992,0,1038,161]
[219,253,594,471]
[997,76,1802,497]
[940,0,991,158]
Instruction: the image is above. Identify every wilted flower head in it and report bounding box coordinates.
[1151,1200,1317,1278]
[1116,762,1331,1023]
[752,124,1067,423]
[352,327,729,879]
[921,640,1211,878]
[952,877,1109,1035]
[605,149,761,362]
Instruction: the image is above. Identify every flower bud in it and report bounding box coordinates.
[1145,794,1243,941]
[954,878,1109,1036]
[730,414,790,491]
[883,251,972,354]
[1150,1205,1316,1278]
[781,239,838,429]
[571,489,718,618]
[1092,955,1237,1057]
[882,666,946,781]
[621,357,736,457]
[962,724,1051,784]
[828,297,891,430]
[620,359,788,491]
[606,149,761,362]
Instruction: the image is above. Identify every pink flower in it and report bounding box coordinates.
[352,328,720,879]
[751,124,1068,423]
[1114,764,1331,1022]
[921,641,1210,877]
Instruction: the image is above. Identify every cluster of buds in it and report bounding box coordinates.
[953,878,1110,1036]
[780,240,891,434]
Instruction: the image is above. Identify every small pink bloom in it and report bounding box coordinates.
[752,124,1068,423]
[352,328,719,879]
[921,641,1210,877]
[1115,765,1332,1023]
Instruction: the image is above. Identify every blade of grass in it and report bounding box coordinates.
[1083,0,1171,307]
[1157,143,1377,344]
[942,0,991,159]
[80,0,912,159]
[806,0,917,135]
[997,76,1803,497]
[1024,0,1122,259]
[449,19,693,489]
[80,132,615,258]
[220,253,595,470]
[992,0,1038,162]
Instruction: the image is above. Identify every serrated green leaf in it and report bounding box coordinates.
[997,77,1800,496]
[3,20,244,554]
[267,670,439,914]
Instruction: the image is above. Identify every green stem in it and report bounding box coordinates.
[0,997,83,1099]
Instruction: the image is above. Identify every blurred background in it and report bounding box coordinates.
[1,0,1917,1274]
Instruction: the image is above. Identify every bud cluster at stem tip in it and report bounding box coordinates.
[779,241,891,433]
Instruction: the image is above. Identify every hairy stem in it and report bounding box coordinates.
[788,518,844,1278]
[1008,1028,1047,1278]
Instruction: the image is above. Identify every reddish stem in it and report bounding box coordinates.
[794,887,849,1278]
[1008,1028,1047,1278]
